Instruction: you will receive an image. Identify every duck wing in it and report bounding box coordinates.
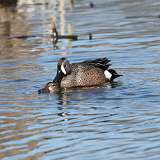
[83,57,111,70]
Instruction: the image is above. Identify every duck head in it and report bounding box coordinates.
[104,69,123,82]
[53,57,72,82]
[39,58,72,94]
[38,82,60,94]
[59,57,72,75]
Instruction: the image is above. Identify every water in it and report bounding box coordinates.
[0,0,160,159]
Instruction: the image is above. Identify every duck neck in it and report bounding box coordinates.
[53,70,64,86]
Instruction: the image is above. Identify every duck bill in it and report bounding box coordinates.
[38,87,49,94]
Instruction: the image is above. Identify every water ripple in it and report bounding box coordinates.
[0,0,160,159]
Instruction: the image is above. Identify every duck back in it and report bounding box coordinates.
[60,63,107,88]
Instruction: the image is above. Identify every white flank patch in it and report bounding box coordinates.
[104,70,112,80]
[61,63,66,75]
[49,86,52,91]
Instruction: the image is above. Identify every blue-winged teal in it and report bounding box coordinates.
[38,57,122,93]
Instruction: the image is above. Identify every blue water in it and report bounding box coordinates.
[0,0,160,159]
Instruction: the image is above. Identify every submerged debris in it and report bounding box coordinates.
[51,17,59,44]
[89,2,95,8]
[89,33,92,40]
[51,17,78,45]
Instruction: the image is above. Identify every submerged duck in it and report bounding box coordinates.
[38,57,122,93]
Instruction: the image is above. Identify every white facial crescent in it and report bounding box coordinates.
[104,70,112,80]
[61,63,66,75]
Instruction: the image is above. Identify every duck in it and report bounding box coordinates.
[38,82,60,94]
[38,57,122,93]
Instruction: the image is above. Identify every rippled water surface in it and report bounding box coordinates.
[0,0,160,159]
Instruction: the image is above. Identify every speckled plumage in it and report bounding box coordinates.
[39,57,122,93]
[60,58,110,88]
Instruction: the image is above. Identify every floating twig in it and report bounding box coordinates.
[0,35,38,39]
[57,35,78,40]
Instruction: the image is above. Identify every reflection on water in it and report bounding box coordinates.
[0,0,160,160]
[0,3,34,60]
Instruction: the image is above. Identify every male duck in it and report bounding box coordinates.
[38,57,122,93]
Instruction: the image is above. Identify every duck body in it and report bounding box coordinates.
[60,61,108,88]
[38,57,122,94]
